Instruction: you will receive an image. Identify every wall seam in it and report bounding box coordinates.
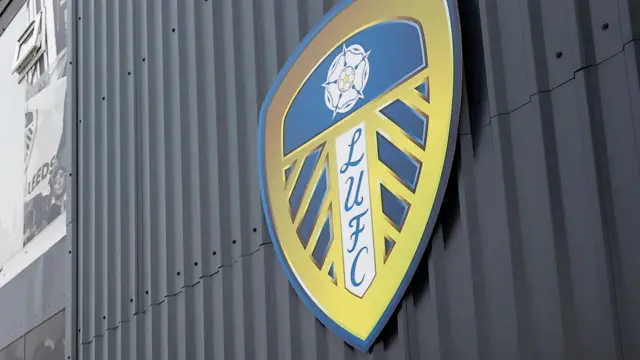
[485,37,640,122]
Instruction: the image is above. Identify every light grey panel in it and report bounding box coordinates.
[0,238,68,351]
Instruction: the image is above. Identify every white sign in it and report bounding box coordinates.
[0,0,68,288]
[0,5,29,271]
[335,123,376,297]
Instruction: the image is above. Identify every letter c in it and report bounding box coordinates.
[350,246,369,288]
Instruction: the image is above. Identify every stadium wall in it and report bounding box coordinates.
[0,0,632,359]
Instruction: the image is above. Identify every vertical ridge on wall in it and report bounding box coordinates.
[72,0,640,359]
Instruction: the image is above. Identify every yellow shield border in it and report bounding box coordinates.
[258,0,463,351]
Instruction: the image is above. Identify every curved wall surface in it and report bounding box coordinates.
[70,0,640,359]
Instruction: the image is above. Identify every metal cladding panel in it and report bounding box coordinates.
[71,0,640,359]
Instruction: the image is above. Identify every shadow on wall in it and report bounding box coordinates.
[371,0,488,349]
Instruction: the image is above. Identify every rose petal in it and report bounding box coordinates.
[337,88,359,110]
[339,98,358,114]
[345,44,366,67]
[324,83,341,109]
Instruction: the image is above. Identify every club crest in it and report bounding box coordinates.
[258,0,462,351]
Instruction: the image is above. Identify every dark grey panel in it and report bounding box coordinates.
[478,0,638,117]
[0,0,26,37]
[621,0,640,41]
[591,44,640,360]
[24,311,65,360]
[0,338,24,360]
[0,239,68,351]
[71,0,640,359]
[0,0,11,17]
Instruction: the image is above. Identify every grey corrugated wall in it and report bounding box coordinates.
[69,0,640,359]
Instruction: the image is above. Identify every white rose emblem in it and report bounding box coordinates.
[322,44,371,118]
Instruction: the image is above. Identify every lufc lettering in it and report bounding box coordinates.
[336,123,376,297]
[26,155,57,195]
[340,128,369,287]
